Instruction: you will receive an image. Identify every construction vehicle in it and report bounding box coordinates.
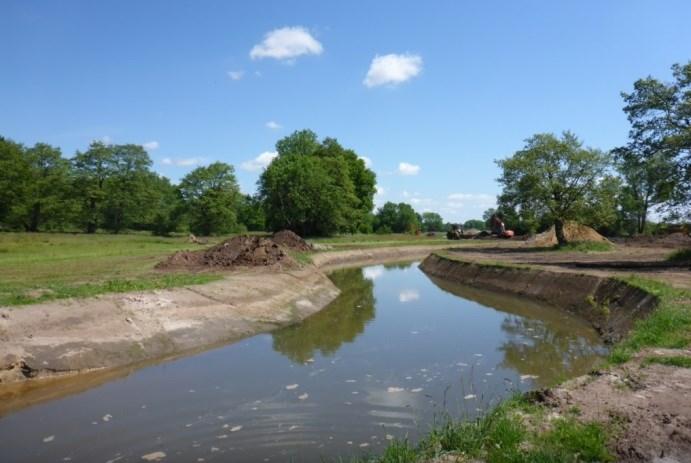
[446,224,464,240]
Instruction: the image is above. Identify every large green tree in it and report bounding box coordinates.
[613,144,675,234]
[21,143,73,231]
[259,130,376,236]
[101,144,155,233]
[497,132,610,245]
[421,212,445,232]
[179,162,241,236]
[72,141,115,233]
[0,137,31,229]
[621,62,691,218]
[374,202,421,234]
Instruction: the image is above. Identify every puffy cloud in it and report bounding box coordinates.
[265,121,282,130]
[363,265,385,281]
[250,27,323,61]
[359,155,372,167]
[376,186,385,196]
[398,162,420,176]
[227,70,244,80]
[143,141,159,151]
[399,289,420,303]
[241,151,278,172]
[364,53,423,88]
[161,157,205,167]
[446,193,496,210]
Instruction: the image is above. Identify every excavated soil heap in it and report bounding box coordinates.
[271,230,312,251]
[530,222,610,247]
[157,235,295,270]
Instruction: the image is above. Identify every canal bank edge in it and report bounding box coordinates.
[0,245,450,387]
[418,251,691,462]
[419,252,659,343]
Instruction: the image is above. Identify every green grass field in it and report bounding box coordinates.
[0,232,226,306]
[0,232,455,306]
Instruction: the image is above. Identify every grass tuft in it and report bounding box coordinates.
[348,397,612,463]
[667,247,691,263]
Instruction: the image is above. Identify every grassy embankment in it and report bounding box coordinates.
[0,232,457,306]
[0,232,225,306]
[354,251,691,462]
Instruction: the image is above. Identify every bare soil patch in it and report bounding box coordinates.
[156,235,295,270]
[542,348,691,462]
[271,230,313,251]
[613,232,691,249]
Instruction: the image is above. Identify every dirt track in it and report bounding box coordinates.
[445,241,691,289]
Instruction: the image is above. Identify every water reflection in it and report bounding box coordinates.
[271,268,376,363]
[426,275,607,387]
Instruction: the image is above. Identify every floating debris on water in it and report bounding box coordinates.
[520,374,539,381]
[359,442,369,448]
[386,434,394,440]
[464,394,477,400]
[410,388,423,392]
[285,384,299,390]
[345,379,357,383]
[42,435,55,443]
[102,414,113,422]
[230,425,243,432]
[298,393,309,400]
[141,451,166,462]
[387,387,405,392]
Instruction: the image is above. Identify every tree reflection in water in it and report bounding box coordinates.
[426,275,607,387]
[498,315,605,387]
[271,267,375,363]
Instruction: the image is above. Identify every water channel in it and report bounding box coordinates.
[0,262,607,462]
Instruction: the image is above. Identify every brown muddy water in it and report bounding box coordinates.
[0,262,607,462]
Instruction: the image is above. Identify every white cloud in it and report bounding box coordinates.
[227,70,244,80]
[359,155,372,167]
[363,265,385,281]
[364,53,423,88]
[99,135,112,144]
[160,157,205,167]
[241,151,278,172]
[399,289,420,303]
[398,162,420,176]
[376,186,385,196]
[266,121,282,130]
[143,141,159,151]
[446,193,496,212]
[250,27,323,61]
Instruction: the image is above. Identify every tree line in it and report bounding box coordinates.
[1,62,689,239]
[493,61,690,244]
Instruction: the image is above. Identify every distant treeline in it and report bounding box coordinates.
[2,62,689,238]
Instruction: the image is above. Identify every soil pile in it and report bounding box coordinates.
[530,222,610,246]
[157,235,295,270]
[272,230,312,251]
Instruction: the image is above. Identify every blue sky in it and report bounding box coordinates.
[2,1,690,222]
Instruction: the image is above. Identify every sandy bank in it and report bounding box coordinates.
[419,253,658,343]
[0,245,454,389]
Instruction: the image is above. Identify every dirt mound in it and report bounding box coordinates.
[157,235,295,270]
[272,230,312,251]
[530,222,610,246]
